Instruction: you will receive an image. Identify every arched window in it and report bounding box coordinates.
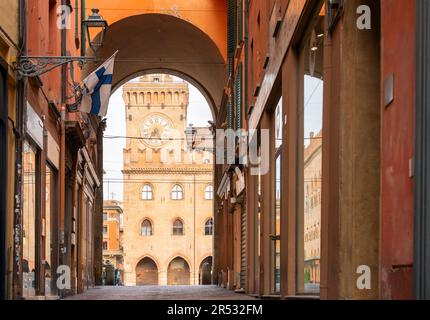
[171,185,183,200]
[204,185,213,200]
[141,184,153,200]
[204,218,213,236]
[172,219,184,235]
[141,220,153,236]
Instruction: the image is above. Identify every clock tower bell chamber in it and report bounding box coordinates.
[122,74,190,162]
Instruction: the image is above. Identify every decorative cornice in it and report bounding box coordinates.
[122,167,213,175]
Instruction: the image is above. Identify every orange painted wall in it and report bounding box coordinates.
[247,0,289,109]
[380,0,416,300]
[27,0,83,137]
[107,220,120,251]
[85,0,227,60]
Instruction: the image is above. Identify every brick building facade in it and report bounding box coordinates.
[121,75,214,286]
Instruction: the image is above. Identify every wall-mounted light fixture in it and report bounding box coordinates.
[14,8,108,78]
[83,8,108,52]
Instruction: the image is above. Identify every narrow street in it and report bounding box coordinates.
[65,286,256,301]
[2,0,430,305]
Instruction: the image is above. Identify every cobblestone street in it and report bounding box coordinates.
[65,286,257,300]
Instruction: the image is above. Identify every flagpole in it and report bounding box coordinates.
[97,50,119,66]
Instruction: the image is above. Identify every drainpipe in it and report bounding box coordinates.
[58,109,66,298]
[12,0,27,300]
[58,0,67,298]
[61,0,67,105]
[75,0,79,47]
[193,173,196,285]
[81,0,86,56]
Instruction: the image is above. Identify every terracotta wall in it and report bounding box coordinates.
[380,0,416,300]
[247,0,289,109]
[27,0,81,140]
[85,0,227,60]
[107,220,119,251]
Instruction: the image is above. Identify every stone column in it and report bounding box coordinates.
[159,271,167,286]
[321,0,381,299]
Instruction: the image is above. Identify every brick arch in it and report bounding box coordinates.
[134,254,161,271]
[198,254,213,266]
[164,254,192,272]
[198,255,213,285]
[85,0,227,59]
[82,13,227,120]
[166,255,192,285]
[135,255,160,286]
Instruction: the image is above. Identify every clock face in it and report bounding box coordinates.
[141,114,173,148]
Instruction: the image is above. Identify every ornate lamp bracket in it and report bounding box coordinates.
[14,56,94,78]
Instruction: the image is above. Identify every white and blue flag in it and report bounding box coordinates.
[80,51,118,117]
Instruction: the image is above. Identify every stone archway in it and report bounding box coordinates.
[167,257,190,285]
[85,11,223,289]
[83,13,227,120]
[199,256,213,285]
[136,257,159,285]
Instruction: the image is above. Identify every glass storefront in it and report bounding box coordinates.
[45,165,54,296]
[272,98,282,293]
[254,141,262,293]
[22,141,37,298]
[298,3,325,295]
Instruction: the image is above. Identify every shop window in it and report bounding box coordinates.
[22,141,38,298]
[272,97,282,294]
[45,164,57,296]
[297,3,325,295]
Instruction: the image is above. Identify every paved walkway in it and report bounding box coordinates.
[65,285,257,300]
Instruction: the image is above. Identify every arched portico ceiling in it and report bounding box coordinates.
[85,0,227,59]
[82,13,227,119]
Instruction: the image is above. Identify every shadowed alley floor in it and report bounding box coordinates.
[65,285,257,300]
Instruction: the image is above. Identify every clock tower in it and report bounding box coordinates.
[123,74,189,154]
[121,75,214,286]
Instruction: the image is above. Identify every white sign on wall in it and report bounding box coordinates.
[26,102,44,149]
[47,131,60,170]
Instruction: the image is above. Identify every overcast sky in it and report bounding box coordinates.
[103,76,213,202]
[103,75,323,201]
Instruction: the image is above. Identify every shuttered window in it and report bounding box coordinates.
[235,63,243,130]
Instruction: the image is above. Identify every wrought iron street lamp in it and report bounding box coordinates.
[83,8,108,52]
[14,7,108,78]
